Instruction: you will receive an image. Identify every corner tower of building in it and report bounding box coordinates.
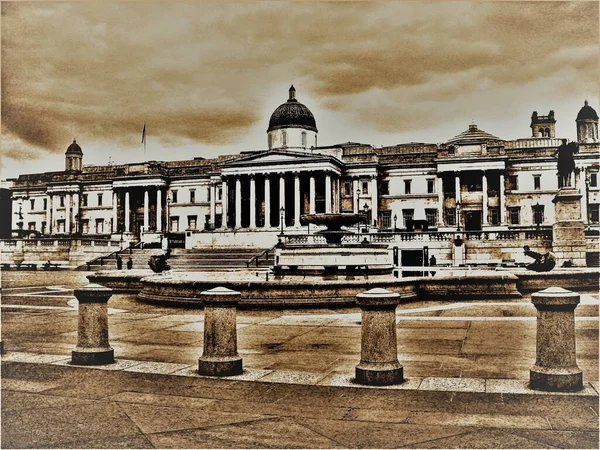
[530,110,556,138]
[267,85,318,151]
[65,139,83,171]
[576,100,598,143]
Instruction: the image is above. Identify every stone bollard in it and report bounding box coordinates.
[530,287,583,392]
[71,284,114,365]
[355,288,404,385]
[198,287,243,376]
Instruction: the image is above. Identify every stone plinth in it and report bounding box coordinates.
[530,287,583,392]
[552,188,586,267]
[355,288,404,386]
[71,284,114,365]
[198,287,243,376]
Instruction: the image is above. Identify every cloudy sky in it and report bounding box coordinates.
[1,1,598,179]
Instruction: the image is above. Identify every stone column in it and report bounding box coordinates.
[279,173,286,227]
[370,176,378,227]
[499,173,506,225]
[51,194,57,234]
[124,191,130,233]
[210,182,216,229]
[264,176,271,228]
[249,177,256,228]
[65,193,71,234]
[437,177,444,226]
[335,178,341,213]
[235,177,242,229]
[455,174,461,226]
[309,174,316,214]
[156,189,162,231]
[46,195,52,235]
[71,284,114,365]
[325,173,332,213]
[73,193,80,234]
[530,287,583,392]
[113,192,118,233]
[353,178,359,213]
[355,288,404,386]
[198,287,243,376]
[482,171,489,226]
[221,179,228,228]
[143,190,149,232]
[294,173,301,226]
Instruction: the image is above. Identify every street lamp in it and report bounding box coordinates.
[456,201,461,231]
[393,214,397,231]
[363,203,369,228]
[14,201,24,231]
[166,194,172,233]
[280,206,285,234]
[356,188,361,214]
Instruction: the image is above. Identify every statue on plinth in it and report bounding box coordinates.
[555,139,578,188]
[523,245,556,272]
[148,248,171,273]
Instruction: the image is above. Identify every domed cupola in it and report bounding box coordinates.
[267,86,318,150]
[65,138,83,172]
[576,100,598,143]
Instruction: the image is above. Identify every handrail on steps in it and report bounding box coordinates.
[86,241,143,271]
[246,244,278,268]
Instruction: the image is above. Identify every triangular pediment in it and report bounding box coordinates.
[221,150,333,167]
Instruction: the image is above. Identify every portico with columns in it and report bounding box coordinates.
[111,179,167,236]
[219,151,343,230]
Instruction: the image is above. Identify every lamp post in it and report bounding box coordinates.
[166,194,172,233]
[15,201,24,231]
[393,214,397,231]
[363,203,369,229]
[456,201,461,231]
[280,206,285,234]
[356,188,361,214]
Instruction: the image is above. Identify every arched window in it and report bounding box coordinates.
[545,128,550,137]
[301,131,307,148]
[282,131,287,147]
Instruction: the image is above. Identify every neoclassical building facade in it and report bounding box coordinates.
[5,88,600,252]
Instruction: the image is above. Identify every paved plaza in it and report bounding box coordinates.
[1,271,599,448]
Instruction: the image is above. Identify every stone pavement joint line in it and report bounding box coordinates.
[2,351,598,397]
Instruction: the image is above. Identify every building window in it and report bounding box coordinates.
[43,198,47,209]
[362,181,369,195]
[591,173,598,188]
[81,219,89,234]
[282,131,287,147]
[489,207,500,226]
[427,179,435,194]
[170,216,179,232]
[187,215,197,230]
[97,194,103,206]
[218,187,222,201]
[171,190,178,203]
[533,205,545,226]
[190,190,196,203]
[29,199,35,210]
[381,181,390,195]
[344,182,351,196]
[60,196,65,207]
[508,206,520,225]
[28,222,36,231]
[448,145,455,155]
[508,175,518,191]
[95,219,104,234]
[82,194,88,207]
[445,208,456,226]
[404,180,412,195]
[41,221,47,234]
[533,175,541,190]
[402,209,414,228]
[589,204,599,224]
[381,211,392,229]
[301,131,307,148]
[425,209,437,227]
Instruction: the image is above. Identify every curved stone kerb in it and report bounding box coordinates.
[356,288,400,308]
[531,287,580,309]
[200,286,241,305]
[74,283,113,303]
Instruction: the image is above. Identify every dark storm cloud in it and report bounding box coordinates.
[1,1,597,161]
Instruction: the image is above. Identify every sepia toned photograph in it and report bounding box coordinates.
[1,0,598,448]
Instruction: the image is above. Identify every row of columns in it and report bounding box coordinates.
[221,172,338,229]
[45,192,79,234]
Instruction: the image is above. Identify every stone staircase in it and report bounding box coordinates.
[167,248,274,271]
[85,247,275,271]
